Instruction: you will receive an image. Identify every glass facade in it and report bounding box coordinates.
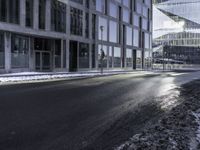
[0,0,152,72]
[11,35,29,68]
[153,0,200,64]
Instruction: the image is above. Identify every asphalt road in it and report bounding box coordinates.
[0,72,200,150]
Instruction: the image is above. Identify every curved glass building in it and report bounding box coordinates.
[153,0,200,64]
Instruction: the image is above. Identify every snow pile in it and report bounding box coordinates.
[116,80,200,150]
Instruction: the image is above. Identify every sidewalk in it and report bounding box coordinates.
[0,70,158,84]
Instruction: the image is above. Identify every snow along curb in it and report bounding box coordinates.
[115,80,200,150]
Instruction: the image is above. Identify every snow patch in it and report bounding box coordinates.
[190,109,200,150]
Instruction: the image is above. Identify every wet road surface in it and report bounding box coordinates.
[0,71,200,150]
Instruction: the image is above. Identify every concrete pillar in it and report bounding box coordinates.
[45,0,51,31]
[66,4,71,36]
[4,32,11,72]
[20,0,26,27]
[33,0,39,30]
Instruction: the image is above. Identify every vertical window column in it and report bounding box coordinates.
[39,0,46,29]
[9,0,20,24]
[26,0,33,27]
[51,0,66,33]
[0,0,7,22]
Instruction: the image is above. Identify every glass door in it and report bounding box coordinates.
[35,51,51,71]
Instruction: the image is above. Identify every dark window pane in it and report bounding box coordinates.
[26,0,33,27]
[39,0,46,29]
[70,7,83,36]
[11,35,29,68]
[79,43,89,68]
[51,0,66,33]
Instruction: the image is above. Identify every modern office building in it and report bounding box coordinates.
[0,0,152,73]
[153,0,200,64]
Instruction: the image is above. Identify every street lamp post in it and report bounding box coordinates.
[100,25,104,74]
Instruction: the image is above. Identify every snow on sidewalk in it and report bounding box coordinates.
[0,72,113,83]
[115,80,200,150]
[0,71,157,84]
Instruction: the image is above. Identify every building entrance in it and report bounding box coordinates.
[34,38,52,71]
[35,51,51,71]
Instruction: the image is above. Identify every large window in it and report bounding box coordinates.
[0,0,19,24]
[133,14,139,27]
[55,40,61,68]
[114,47,121,68]
[133,29,139,47]
[109,20,118,43]
[122,0,130,8]
[126,49,132,68]
[11,35,29,68]
[126,26,133,46]
[136,1,142,14]
[123,8,130,23]
[79,43,89,68]
[145,33,150,49]
[70,7,83,36]
[96,0,105,13]
[0,0,7,22]
[26,0,33,27]
[51,0,66,33]
[142,18,148,30]
[98,17,108,41]
[0,33,4,68]
[9,0,20,24]
[39,0,46,29]
[109,2,118,18]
